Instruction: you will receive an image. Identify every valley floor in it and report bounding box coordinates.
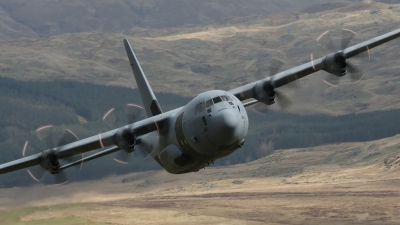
[2,135,400,224]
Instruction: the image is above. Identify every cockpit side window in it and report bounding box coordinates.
[221,95,228,101]
[194,101,205,114]
[213,96,222,104]
[206,99,213,108]
[225,94,233,101]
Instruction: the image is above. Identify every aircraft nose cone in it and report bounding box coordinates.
[207,109,241,146]
[217,110,238,131]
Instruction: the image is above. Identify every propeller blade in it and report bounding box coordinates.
[318,33,337,52]
[244,59,257,75]
[113,150,132,164]
[36,125,54,149]
[323,74,340,87]
[347,62,364,82]
[103,108,118,127]
[352,45,371,62]
[275,90,293,111]
[102,105,143,164]
[245,56,298,90]
[53,170,68,185]
[25,127,80,183]
[252,103,270,115]
[245,59,265,79]
[21,139,44,182]
[143,145,160,161]
[247,57,294,110]
[248,57,285,80]
[268,58,284,77]
[57,129,79,147]
[271,59,300,90]
[27,166,46,182]
[353,50,371,62]
[139,134,161,161]
[134,144,148,159]
[22,140,46,182]
[22,140,39,156]
[126,104,144,124]
[317,29,368,87]
[57,129,83,166]
[341,29,356,49]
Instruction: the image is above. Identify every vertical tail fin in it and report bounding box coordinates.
[123,39,162,117]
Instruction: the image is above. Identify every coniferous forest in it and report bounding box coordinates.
[1,76,400,187]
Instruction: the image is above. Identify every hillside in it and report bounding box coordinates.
[2,134,400,224]
[0,0,355,39]
[0,2,399,114]
[0,6,38,39]
[1,2,400,224]
[2,78,400,188]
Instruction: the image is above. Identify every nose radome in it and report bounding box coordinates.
[216,109,238,131]
[207,109,241,146]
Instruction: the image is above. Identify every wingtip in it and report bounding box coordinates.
[123,39,130,46]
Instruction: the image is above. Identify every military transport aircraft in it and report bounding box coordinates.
[1,28,400,184]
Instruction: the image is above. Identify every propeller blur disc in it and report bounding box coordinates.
[36,125,54,149]
[126,104,144,124]
[316,28,370,87]
[22,140,45,182]
[103,108,117,127]
[243,54,294,112]
[101,103,145,164]
[22,126,82,184]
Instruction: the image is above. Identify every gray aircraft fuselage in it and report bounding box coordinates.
[139,90,248,174]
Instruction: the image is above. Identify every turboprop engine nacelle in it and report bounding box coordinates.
[323,52,347,77]
[253,79,275,105]
[113,127,136,153]
[40,149,61,174]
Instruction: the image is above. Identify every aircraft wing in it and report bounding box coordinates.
[0,110,175,175]
[229,28,400,104]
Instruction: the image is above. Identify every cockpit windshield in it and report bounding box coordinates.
[205,95,232,108]
[213,96,222,104]
[194,101,205,114]
[195,94,233,114]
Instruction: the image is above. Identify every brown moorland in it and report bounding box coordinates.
[0,2,399,115]
[1,134,400,224]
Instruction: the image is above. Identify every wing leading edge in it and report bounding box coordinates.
[230,28,400,103]
[0,110,174,175]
